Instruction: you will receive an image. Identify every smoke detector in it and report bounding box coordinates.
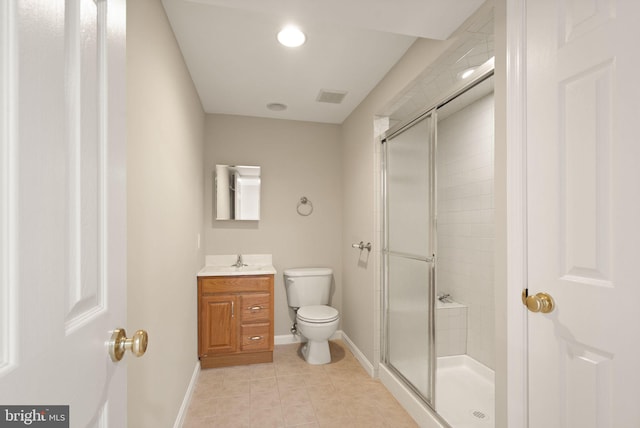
[267,102,287,111]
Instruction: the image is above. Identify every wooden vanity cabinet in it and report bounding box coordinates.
[198,274,274,368]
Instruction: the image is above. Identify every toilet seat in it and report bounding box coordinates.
[297,305,339,323]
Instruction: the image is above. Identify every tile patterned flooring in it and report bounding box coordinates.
[184,341,418,427]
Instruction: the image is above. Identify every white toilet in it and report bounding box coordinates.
[284,267,339,365]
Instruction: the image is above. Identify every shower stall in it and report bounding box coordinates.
[381,65,495,428]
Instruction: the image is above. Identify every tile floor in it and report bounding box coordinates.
[184,341,418,427]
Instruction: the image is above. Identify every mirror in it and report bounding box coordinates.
[215,165,261,220]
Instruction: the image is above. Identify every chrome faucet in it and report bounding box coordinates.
[232,254,247,268]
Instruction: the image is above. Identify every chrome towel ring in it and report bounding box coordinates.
[297,196,313,216]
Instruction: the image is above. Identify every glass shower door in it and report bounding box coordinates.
[383,113,435,404]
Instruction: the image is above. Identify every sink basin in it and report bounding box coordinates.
[198,264,277,277]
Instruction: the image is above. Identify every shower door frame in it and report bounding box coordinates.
[380,62,495,415]
[381,109,438,408]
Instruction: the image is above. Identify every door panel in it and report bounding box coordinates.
[387,254,433,400]
[386,116,432,258]
[0,0,126,425]
[66,0,107,331]
[526,0,640,426]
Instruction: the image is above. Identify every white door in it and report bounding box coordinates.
[0,0,129,426]
[526,0,640,426]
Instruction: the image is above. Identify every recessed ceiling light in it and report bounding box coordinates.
[267,102,287,111]
[277,26,306,48]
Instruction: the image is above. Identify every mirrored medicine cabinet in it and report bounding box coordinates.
[215,165,261,220]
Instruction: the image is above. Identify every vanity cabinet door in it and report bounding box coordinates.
[199,294,237,355]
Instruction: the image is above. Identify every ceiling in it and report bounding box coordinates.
[160,0,486,124]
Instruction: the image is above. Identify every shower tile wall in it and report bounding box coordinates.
[436,305,468,357]
[436,93,495,369]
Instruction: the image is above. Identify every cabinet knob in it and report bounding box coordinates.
[249,305,263,311]
[249,336,263,341]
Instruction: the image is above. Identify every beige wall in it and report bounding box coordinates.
[204,114,343,336]
[340,37,457,364]
[127,0,205,426]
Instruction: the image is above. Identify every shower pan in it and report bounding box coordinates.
[382,64,495,428]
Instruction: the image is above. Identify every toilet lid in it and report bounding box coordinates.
[297,305,339,323]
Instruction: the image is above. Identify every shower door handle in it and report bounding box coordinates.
[385,250,434,263]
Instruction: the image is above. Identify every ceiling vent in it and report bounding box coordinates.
[316,89,348,104]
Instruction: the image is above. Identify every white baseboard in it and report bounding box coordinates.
[274,333,303,345]
[274,329,343,346]
[340,332,375,378]
[173,361,200,428]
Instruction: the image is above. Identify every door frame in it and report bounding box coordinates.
[503,0,528,426]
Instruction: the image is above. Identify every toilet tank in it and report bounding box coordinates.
[284,267,333,308]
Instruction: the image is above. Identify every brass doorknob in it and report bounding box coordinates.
[109,328,148,362]
[523,292,555,313]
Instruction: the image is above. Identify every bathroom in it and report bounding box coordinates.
[127,0,502,426]
[6,0,639,425]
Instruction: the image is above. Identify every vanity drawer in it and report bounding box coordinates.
[240,323,270,351]
[241,293,271,322]
[199,275,272,294]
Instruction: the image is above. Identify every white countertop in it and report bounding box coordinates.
[197,254,276,277]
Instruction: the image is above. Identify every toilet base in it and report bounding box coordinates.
[301,339,331,365]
